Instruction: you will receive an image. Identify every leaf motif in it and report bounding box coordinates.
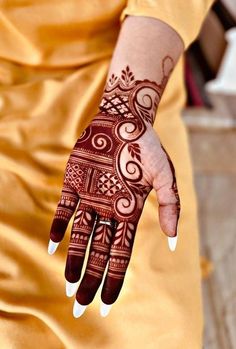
[114,236,122,245]
[85,212,92,221]
[74,210,92,226]
[94,232,103,241]
[118,221,125,229]
[128,143,141,163]
[121,72,126,80]
[116,222,124,235]
[74,210,82,224]
[130,183,150,197]
[127,230,132,239]
[109,74,118,85]
[107,229,112,237]
[140,109,153,124]
[124,238,130,247]
[120,66,136,85]
[115,228,123,238]
[105,236,110,244]
[96,225,103,233]
[128,222,135,230]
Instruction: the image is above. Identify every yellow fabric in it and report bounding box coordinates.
[0,1,212,348]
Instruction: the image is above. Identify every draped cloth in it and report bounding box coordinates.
[0,1,213,348]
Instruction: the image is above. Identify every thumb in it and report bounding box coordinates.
[152,154,181,239]
[155,183,180,238]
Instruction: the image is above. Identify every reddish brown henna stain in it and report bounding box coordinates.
[50,58,180,304]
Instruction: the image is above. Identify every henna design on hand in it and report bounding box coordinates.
[99,56,173,125]
[49,58,180,307]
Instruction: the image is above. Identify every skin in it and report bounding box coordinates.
[48,15,184,318]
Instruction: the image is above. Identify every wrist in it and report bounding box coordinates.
[99,59,173,126]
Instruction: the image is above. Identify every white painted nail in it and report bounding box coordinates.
[66,280,79,297]
[73,300,87,318]
[48,239,59,255]
[168,235,178,252]
[100,301,112,317]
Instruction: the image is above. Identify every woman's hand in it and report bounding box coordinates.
[48,64,180,317]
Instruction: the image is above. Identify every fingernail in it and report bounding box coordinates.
[168,234,178,252]
[48,239,59,255]
[73,300,87,318]
[66,280,79,297]
[100,301,112,317]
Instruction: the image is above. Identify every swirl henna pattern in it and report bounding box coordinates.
[49,58,181,307]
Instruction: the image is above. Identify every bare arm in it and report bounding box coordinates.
[104,15,184,105]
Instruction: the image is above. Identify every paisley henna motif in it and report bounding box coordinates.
[50,59,180,306]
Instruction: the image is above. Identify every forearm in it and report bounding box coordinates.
[99,15,184,124]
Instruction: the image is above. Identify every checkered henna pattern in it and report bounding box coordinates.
[49,58,181,307]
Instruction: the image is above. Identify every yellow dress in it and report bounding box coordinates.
[0,1,213,348]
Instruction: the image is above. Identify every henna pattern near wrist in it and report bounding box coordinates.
[99,55,174,125]
[50,57,180,306]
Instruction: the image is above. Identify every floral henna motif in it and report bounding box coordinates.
[50,58,180,305]
[99,56,174,125]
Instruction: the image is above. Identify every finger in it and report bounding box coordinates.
[49,184,79,247]
[154,146,181,241]
[73,300,87,318]
[75,213,115,306]
[65,203,96,290]
[48,240,60,255]
[100,220,137,315]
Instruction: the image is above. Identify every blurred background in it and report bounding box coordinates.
[183,0,236,347]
